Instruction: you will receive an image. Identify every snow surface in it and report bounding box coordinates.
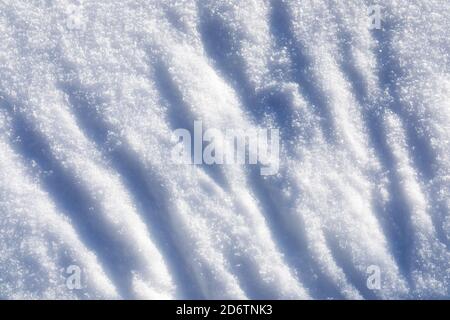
[0,0,449,299]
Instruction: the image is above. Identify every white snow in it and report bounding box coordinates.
[0,0,449,299]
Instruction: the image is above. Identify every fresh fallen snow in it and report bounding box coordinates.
[0,0,449,299]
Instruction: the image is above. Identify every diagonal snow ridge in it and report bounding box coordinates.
[0,0,449,299]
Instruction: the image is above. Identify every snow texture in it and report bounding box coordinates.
[0,0,449,299]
